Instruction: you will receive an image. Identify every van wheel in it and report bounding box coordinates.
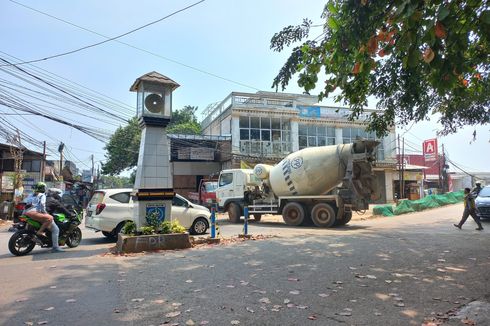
[190,217,208,235]
[109,222,126,242]
[282,202,305,226]
[311,203,336,228]
[227,203,241,223]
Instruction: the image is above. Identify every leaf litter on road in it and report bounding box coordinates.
[165,311,181,318]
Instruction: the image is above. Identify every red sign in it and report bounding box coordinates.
[423,138,438,161]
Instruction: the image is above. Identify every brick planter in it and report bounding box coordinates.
[116,233,191,253]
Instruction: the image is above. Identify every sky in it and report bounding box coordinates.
[1,0,488,175]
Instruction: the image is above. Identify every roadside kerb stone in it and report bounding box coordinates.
[116,233,191,253]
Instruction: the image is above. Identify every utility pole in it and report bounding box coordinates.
[401,137,405,199]
[91,154,95,183]
[41,141,46,182]
[58,142,64,180]
[397,135,402,200]
[441,143,446,193]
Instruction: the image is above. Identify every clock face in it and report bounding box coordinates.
[144,93,164,114]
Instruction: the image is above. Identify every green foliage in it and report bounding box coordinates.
[139,226,155,235]
[159,220,187,234]
[99,175,133,188]
[271,1,489,137]
[146,210,162,228]
[122,221,136,235]
[102,117,140,175]
[102,106,202,175]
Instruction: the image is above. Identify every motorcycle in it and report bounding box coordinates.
[8,208,83,256]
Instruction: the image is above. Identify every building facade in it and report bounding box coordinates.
[201,91,398,203]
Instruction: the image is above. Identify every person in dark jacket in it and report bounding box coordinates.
[46,188,73,217]
[471,182,482,197]
[454,187,483,231]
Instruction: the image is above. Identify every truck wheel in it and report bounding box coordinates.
[336,212,352,226]
[282,202,305,226]
[311,203,336,228]
[227,203,241,223]
[252,214,262,222]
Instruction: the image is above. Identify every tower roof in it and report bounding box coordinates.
[130,71,180,91]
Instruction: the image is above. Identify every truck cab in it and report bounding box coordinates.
[216,169,262,222]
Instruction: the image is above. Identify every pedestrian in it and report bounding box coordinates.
[454,187,484,231]
[471,182,482,197]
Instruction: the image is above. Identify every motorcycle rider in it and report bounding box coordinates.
[24,182,64,253]
[46,188,73,217]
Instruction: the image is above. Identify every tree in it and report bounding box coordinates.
[102,106,202,175]
[271,1,489,136]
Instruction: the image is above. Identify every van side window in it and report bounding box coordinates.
[219,173,233,187]
[172,196,187,207]
[110,192,131,204]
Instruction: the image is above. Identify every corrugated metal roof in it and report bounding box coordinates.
[129,71,180,91]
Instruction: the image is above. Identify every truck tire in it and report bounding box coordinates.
[311,203,336,228]
[227,203,241,223]
[282,202,305,226]
[336,212,352,226]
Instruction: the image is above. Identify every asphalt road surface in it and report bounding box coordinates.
[1,204,489,326]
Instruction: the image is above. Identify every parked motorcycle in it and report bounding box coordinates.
[8,209,83,256]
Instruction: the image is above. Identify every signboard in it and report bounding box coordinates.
[82,170,93,183]
[423,138,438,162]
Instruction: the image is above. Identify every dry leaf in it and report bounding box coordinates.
[49,286,57,289]
[288,278,299,282]
[199,322,209,325]
[366,275,377,279]
[113,309,120,313]
[395,302,405,307]
[43,307,54,311]
[172,302,183,307]
[131,298,144,302]
[318,293,329,298]
[259,298,271,304]
[186,320,195,326]
[297,305,308,309]
[338,312,352,316]
[230,321,240,325]
[37,322,48,325]
[16,298,29,302]
[65,299,76,303]
[153,299,166,304]
[226,285,235,288]
[165,311,181,318]
[185,280,193,283]
[283,299,290,304]
[308,315,317,320]
[286,303,295,308]
[24,322,34,325]
[374,312,382,316]
[246,307,255,313]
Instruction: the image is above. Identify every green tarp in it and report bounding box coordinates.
[372,190,464,217]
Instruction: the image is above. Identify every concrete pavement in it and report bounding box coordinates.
[0,204,489,325]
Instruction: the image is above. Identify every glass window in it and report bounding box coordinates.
[342,128,351,138]
[110,192,131,204]
[272,130,281,141]
[282,131,290,142]
[308,136,317,147]
[308,125,316,136]
[318,138,326,146]
[219,173,233,187]
[172,196,187,207]
[31,160,41,172]
[240,129,249,140]
[327,127,335,137]
[261,117,271,129]
[271,118,281,129]
[299,136,307,148]
[281,120,290,130]
[239,116,249,128]
[250,129,260,140]
[317,126,326,136]
[250,117,260,128]
[89,191,105,204]
[22,161,32,171]
[298,124,307,135]
[327,138,335,145]
[261,130,271,141]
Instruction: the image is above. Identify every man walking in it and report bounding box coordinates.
[454,187,484,231]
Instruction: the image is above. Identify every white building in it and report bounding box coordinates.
[201,91,398,203]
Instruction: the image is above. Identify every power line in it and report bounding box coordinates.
[6,1,261,91]
[3,0,206,67]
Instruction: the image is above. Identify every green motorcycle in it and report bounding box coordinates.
[8,210,83,256]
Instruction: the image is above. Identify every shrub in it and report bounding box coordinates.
[159,220,186,234]
[139,226,155,235]
[122,221,136,235]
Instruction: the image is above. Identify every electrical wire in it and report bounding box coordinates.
[3,0,206,67]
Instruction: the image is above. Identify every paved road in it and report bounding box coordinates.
[0,204,489,325]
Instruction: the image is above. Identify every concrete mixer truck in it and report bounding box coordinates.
[216,139,380,228]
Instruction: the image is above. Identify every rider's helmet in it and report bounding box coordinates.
[34,182,46,193]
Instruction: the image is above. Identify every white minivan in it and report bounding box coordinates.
[85,188,210,239]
